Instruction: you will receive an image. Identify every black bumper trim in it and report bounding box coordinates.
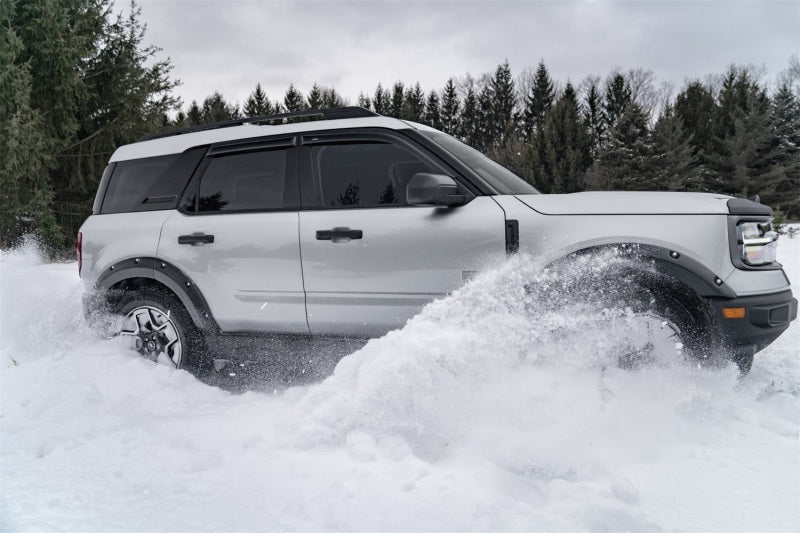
[707,289,797,352]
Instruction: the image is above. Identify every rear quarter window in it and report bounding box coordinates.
[100,148,205,214]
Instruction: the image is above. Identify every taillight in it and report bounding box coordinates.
[77,232,83,276]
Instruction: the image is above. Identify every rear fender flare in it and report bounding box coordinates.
[94,257,219,333]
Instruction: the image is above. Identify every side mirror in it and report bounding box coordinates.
[406,173,466,207]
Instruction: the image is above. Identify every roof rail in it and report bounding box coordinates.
[139,106,380,142]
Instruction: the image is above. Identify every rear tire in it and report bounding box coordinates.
[114,288,209,375]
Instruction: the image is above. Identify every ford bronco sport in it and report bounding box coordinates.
[78,107,797,375]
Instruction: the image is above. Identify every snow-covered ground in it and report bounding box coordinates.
[1,234,798,532]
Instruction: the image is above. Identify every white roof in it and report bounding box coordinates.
[110,116,417,162]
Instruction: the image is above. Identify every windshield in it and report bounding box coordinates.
[422,131,539,195]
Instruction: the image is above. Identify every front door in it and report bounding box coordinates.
[297,132,506,337]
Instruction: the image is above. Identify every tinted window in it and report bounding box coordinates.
[311,142,442,208]
[101,155,178,214]
[422,132,539,195]
[197,149,286,212]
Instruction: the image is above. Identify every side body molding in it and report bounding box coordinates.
[94,257,220,333]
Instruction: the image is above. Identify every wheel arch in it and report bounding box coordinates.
[546,242,727,361]
[93,257,220,334]
[548,242,736,299]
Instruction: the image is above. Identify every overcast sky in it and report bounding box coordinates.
[136,0,799,110]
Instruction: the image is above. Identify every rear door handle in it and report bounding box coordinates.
[316,227,363,242]
[178,233,215,245]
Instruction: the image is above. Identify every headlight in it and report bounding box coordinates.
[737,221,778,265]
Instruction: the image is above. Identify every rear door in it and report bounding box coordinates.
[297,130,506,337]
[158,137,309,334]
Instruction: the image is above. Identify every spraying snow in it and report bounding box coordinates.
[1,236,798,531]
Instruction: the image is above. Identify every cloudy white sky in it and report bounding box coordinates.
[137,0,799,109]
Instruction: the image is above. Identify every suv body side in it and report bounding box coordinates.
[79,114,796,364]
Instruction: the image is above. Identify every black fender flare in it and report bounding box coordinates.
[94,257,220,334]
[554,243,737,299]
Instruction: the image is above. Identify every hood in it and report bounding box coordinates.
[515,191,734,215]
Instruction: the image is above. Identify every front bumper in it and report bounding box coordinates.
[708,289,798,354]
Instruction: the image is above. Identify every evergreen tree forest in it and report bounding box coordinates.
[2,0,799,255]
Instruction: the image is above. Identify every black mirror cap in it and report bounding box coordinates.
[407,173,466,207]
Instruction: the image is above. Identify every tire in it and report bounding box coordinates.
[545,256,725,369]
[613,278,723,368]
[114,287,209,375]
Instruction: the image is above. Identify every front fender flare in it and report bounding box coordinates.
[552,243,737,299]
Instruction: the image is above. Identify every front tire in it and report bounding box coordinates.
[546,256,725,369]
[115,288,209,374]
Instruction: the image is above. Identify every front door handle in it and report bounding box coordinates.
[178,233,215,245]
[316,227,363,242]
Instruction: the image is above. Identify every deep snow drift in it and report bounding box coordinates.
[1,235,798,532]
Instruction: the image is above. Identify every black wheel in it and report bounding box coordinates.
[607,277,723,369]
[542,254,725,369]
[114,288,209,374]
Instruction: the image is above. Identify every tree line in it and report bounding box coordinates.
[179,60,800,219]
[2,0,799,255]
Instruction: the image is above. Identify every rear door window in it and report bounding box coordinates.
[193,149,287,213]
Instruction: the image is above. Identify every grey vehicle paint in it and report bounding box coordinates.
[298,197,506,336]
[155,210,309,334]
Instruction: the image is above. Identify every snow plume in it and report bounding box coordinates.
[292,250,717,459]
[1,241,798,531]
[0,239,92,365]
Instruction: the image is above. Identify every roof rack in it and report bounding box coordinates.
[139,106,380,142]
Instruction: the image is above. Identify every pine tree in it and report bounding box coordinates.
[440,78,460,135]
[186,100,202,125]
[523,60,555,140]
[650,105,701,191]
[673,81,718,190]
[173,109,186,126]
[357,92,371,110]
[283,84,306,112]
[306,83,323,109]
[593,102,653,190]
[459,84,480,146]
[0,8,59,247]
[674,82,717,157]
[539,83,591,193]
[321,87,344,108]
[403,83,425,121]
[712,67,777,197]
[604,72,632,131]
[244,83,272,116]
[372,83,389,115]
[489,61,516,145]
[763,83,800,217]
[202,92,238,122]
[475,81,494,151]
[389,82,405,118]
[583,76,604,158]
[425,91,442,129]
[5,0,179,251]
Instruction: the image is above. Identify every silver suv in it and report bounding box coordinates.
[78,107,797,375]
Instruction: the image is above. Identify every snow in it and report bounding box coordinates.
[1,234,799,532]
